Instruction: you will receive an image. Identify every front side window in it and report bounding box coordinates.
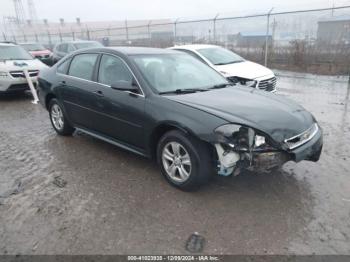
[0,45,33,60]
[197,47,245,65]
[132,53,228,93]
[98,55,133,86]
[68,54,98,81]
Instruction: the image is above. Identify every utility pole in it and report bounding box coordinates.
[264,8,274,67]
[213,13,219,43]
[125,19,129,42]
[174,18,179,44]
[271,18,277,49]
[148,20,152,42]
[13,0,26,24]
[27,0,38,23]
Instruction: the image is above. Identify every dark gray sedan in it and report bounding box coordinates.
[38,47,323,190]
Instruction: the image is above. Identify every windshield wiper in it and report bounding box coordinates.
[209,83,233,89]
[214,60,244,66]
[159,88,208,95]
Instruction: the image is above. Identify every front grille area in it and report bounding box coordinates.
[7,82,37,91]
[284,124,319,150]
[258,77,276,91]
[10,70,39,78]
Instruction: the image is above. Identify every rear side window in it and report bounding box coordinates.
[60,44,68,53]
[57,58,71,74]
[67,44,75,53]
[68,54,98,81]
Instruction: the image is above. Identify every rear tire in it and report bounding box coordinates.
[157,130,213,191]
[49,98,75,136]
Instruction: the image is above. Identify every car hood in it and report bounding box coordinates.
[0,59,48,71]
[215,60,274,80]
[164,87,315,143]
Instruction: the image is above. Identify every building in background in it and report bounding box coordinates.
[236,32,272,48]
[317,15,350,46]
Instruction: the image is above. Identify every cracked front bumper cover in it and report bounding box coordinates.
[214,125,323,175]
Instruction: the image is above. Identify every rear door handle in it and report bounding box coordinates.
[60,80,66,86]
[93,90,104,97]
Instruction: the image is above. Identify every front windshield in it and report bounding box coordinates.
[132,53,229,94]
[74,42,102,50]
[197,47,245,65]
[0,45,33,60]
[21,43,45,51]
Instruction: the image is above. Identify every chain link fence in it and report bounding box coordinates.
[2,5,350,75]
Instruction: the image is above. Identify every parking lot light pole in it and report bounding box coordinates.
[125,19,129,42]
[213,13,219,44]
[174,18,179,45]
[47,31,52,48]
[148,20,152,46]
[264,7,274,67]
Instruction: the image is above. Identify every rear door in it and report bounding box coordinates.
[58,53,101,130]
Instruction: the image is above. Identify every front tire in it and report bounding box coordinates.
[49,99,75,136]
[157,130,213,191]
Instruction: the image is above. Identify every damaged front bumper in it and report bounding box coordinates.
[213,123,323,176]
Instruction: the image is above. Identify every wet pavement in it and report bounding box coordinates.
[0,72,349,255]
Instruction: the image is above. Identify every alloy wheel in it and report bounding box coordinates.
[162,141,192,183]
[51,104,64,131]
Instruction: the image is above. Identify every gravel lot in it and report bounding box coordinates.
[0,72,349,255]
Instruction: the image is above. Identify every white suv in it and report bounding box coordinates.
[170,44,277,92]
[0,43,48,94]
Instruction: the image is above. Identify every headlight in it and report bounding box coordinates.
[241,79,257,87]
[0,71,8,78]
[227,77,257,87]
[215,124,255,151]
[215,124,276,151]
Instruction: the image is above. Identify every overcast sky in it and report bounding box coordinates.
[1,0,350,22]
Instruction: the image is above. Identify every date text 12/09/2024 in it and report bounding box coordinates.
[127,255,220,261]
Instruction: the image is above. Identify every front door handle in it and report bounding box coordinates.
[93,90,104,97]
[60,80,66,86]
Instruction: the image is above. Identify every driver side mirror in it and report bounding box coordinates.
[110,79,139,93]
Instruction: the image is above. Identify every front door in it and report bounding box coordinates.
[93,54,146,149]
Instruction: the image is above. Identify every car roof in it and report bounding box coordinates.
[81,46,181,55]
[108,46,180,55]
[63,40,99,44]
[170,44,220,51]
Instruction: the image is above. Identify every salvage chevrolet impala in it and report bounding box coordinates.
[38,47,323,190]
